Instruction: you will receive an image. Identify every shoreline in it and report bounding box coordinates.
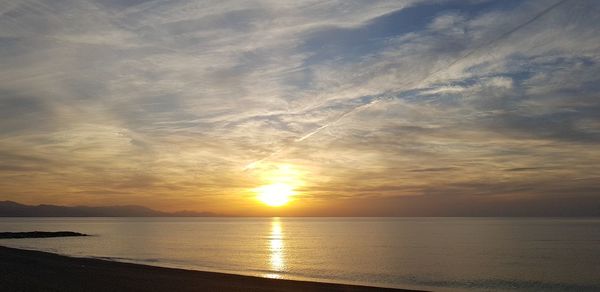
[0,245,424,291]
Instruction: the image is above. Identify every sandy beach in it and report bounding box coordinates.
[0,246,422,292]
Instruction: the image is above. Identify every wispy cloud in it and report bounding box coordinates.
[0,0,599,215]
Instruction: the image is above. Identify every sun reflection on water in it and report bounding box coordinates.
[265,217,285,279]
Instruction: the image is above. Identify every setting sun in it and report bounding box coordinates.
[251,164,303,207]
[255,183,294,207]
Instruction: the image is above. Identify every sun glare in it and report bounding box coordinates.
[256,183,294,207]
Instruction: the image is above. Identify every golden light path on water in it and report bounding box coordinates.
[265,217,285,279]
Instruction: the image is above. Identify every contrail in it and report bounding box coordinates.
[243,98,383,170]
[295,98,383,143]
[419,0,569,86]
[296,124,329,142]
[243,0,569,170]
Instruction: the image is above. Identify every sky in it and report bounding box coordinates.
[0,0,599,216]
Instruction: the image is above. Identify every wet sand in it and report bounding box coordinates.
[0,246,423,292]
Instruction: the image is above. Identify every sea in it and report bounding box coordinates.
[0,217,599,291]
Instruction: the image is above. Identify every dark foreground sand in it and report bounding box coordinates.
[0,246,423,292]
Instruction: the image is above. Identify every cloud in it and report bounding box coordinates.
[0,0,598,214]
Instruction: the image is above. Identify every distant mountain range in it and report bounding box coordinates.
[0,201,220,217]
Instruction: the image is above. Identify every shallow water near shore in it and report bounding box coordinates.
[1,217,599,291]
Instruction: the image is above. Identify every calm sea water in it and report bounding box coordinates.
[0,217,599,291]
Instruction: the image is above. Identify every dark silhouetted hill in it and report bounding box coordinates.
[0,201,219,217]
